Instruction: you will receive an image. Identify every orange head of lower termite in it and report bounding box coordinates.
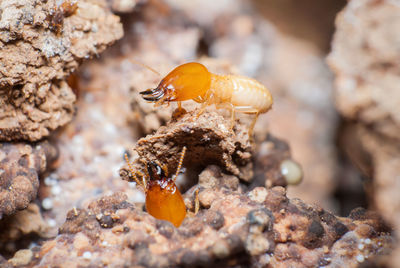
[144,161,186,227]
[140,62,211,104]
[124,147,187,227]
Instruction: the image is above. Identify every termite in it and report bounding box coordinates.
[139,62,273,136]
[124,147,198,227]
[48,0,78,34]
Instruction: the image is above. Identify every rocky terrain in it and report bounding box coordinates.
[0,0,398,267]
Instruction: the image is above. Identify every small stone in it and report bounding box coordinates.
[99,215,114,228]
[212,239,230,259]
[82,251,92,260]
[247,208,274,232]
[9,249,33,266]
[259,253,271,265]
[356,254,364,263]
[203,210,225,230]
[51,185,62,196]
[44,176,57,186]
[248,187,268,203]
[280,159,303,185]
[42,198,53,210]
[198,189,217,208]
[156,220,175,238]
[245,234,270,256]
[47,218,57,228]
[74,233,90,251]
[0,141,57,217]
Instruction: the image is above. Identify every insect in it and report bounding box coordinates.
[48,0,78,34]
[140,62,273,136]
[124,147,197,227]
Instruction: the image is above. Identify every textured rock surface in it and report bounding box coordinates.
[0,0,396,266]
[121,109,254,182]
[0,0,123,141]
[0,204,50,258]
[352,126,400,268]
[355,127,400,228]
[328,1,400,266]
[0,1,205,254]
[28,187,392,267]
[0,141,57,218]
[253,135,291,188]
[328,0,400,141]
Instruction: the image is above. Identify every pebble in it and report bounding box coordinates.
[51,185,62,195]
[9,249,33,266]
[248,187,268,203]
[42,198,53,210]
[280,159,303,185]
[356,254,364,263]
[47,218,57,228]
[82,251,92,260]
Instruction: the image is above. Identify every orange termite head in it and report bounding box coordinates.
[140,62,211,103]
[145,160,186,227]
[124,147,188,227]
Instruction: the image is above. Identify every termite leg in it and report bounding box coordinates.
[173,146,187,182]
[193,96,204,103]
[195,102,208,118]
[216,103,236,131]
[248,111,260,139]
[195,93,214,118]
[194,188,199,215]
[229,103,235,130]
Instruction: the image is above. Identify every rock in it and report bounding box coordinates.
[0,0,123,141]
[29,186,392,267]
[328,0,400,141]
[328,1,400,265]
[121,109,255,182]
[0,204,50,257]
[0,141,57,218]
[8,249,33,266]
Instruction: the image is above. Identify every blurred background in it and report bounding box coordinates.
[2,0,400,266]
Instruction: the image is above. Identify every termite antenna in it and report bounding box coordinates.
[194,188,199,215]
[124,153,145,191]
[173,146,187,182]
[129,58,161,76]
[136,170,148,190]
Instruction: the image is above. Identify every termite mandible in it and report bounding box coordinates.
[140,62,273,136]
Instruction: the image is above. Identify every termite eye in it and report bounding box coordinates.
[147,161,165,181]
